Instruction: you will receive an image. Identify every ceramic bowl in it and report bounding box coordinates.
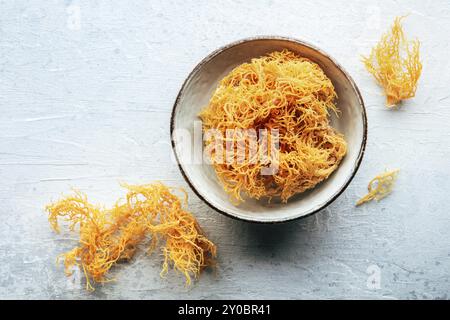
[170,36,367,223]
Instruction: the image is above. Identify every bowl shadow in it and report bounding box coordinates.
[221,206,336,264]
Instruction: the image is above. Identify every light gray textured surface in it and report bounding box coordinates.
[0,0,449,300]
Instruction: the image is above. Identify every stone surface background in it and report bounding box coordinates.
[0,0,449,299]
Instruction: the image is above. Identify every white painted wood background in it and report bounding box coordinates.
[0,0,449,299]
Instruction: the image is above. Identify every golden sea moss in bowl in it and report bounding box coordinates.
[199,50,347,204]
[171,37,367,223]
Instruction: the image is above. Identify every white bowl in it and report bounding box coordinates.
[171,37,367,223]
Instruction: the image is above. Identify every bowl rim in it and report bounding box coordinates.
[170,36,367,224]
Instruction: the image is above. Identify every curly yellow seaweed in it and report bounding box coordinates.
[200,50,347,204]
[363,16,422,107]
[46,182,216,291]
